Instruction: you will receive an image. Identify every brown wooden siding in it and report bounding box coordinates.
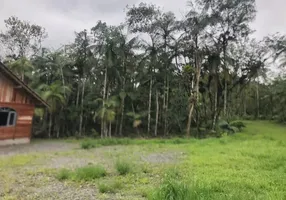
[0,71,35,140]
[0,102,34,140]
[0,72,32,104]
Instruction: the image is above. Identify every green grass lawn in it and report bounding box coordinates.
[0,121,286,200]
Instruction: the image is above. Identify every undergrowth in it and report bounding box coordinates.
[98,181,123,193]
[56,165,106,181]
[81,138,194,149]
[115,159,133,175]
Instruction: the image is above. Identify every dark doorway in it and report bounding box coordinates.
[0,112,9,126]
[0,107,17,127]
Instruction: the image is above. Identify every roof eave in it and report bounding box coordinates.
[0,62,49,108]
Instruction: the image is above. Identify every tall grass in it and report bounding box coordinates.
[149,170,192,200]
[75,165,106,181]
[56,165,106,181]
[98,181,123,193]
[115,159,133,175]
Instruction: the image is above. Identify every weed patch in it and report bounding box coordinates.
[98,181,123,193]
[56,168,71,180]
[56,165,106,181]
[115,159,133,175]
[75,165,107,181]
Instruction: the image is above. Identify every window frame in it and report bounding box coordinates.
[0,108,17,127]
[7,111,17,126]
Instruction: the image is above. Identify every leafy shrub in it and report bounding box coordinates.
[56,168,71,180]
[75,165,106,181]
[91,128,100,137]
[218,120,245,134]
[98,181,123,193]
[115,159,133,175]
[81,140,97,149]
[230,121,246,131]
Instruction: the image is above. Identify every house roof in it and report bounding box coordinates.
[0,62,49,108]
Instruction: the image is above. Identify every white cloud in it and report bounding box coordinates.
[0,0,285,48]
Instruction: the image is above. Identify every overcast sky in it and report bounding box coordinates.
[0,0,285,49]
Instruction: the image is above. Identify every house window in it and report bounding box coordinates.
[0,107,17,127]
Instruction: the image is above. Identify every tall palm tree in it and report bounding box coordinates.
[40,81,70,138]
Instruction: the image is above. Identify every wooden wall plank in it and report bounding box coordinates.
[0,72,33,104]
[0,102,34,140]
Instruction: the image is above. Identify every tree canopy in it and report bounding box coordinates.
[0,0,285,138]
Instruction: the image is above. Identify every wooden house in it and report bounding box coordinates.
[0,62,48,146]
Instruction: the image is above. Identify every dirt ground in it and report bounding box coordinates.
[0,141,78,157]
[0,140,179,200]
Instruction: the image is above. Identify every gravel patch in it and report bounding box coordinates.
[25,181,97,200]
[0,141,77,157]
[142,152,183,163]
[0,170,98,200]
[47,157,93,169]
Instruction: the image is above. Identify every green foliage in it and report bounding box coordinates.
[98,181,123,193]
[149,170,192,200]
[80,138,195,149]
[81,140,98,149]
[115,159,133,175]
[183,65,194,74]
[1,0,282,139]
[56,168,71,181]
[230,121,246,131]
[74,165,106,181]
[56,165,107,182]
[218,120,246,135]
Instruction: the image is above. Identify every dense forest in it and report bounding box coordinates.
[0,0,285,138]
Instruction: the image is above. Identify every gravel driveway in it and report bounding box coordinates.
[0,140,77,157]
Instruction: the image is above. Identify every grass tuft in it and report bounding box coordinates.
[115,159,133,175]
[149,170,192,200]
[56,168,71,181]
[81,141,99,149]
[74,165,106,181]
[98,181,123,193]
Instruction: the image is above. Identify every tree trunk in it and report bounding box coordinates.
[154,90,159,137]
[101,120,105,138]
[60,65,66,96]
[115,115,119,136]
[147,78,153,134]
[57,124,60,138]
[186,103,195,137]
[76,83,80,107]
[256,78,260,118]
[48,113,52,138]
[223,46,228,118]
[132,103,140,137]
[224,80,227,117]
[119,98,125,137]
[108,121,112,138]
[164,77,169,136]
[186,51,201,137]
[101,66,108,138]
[212,78,218,130]
[79,79,86,137]
[119,81,125,137]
